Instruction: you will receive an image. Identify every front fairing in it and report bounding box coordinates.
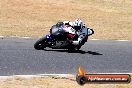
[44,34,71,49]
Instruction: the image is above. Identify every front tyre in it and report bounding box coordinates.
[34,37,47,50]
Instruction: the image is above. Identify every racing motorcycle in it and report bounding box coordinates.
[34,22,94,51]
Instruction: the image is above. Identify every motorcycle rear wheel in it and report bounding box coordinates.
[68,45,81,52]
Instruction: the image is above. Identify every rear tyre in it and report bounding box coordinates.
[67,44,75,52]
[68,48,75,52]
[34,37,47,50]
[67,44,82,52]
[76,45,82,50]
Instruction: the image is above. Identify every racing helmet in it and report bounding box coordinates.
[73,19,83,31]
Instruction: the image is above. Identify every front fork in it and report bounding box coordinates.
[45,35,55,46]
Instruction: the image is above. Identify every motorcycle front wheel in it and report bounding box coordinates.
[34,37,48,50]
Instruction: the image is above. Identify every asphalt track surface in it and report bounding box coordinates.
[0,38,132,76]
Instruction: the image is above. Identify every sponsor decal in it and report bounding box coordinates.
[76,67,131,85]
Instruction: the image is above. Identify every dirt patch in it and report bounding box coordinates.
[1,0,132,39]
[0,75,131,88]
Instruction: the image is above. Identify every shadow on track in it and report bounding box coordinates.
[44,49,103,55]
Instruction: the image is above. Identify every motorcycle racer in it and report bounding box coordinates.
[34,19,94,50]
[72,19,94,45]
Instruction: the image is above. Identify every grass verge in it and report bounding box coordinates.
[1,0,132,40]
[0,75,131,88]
